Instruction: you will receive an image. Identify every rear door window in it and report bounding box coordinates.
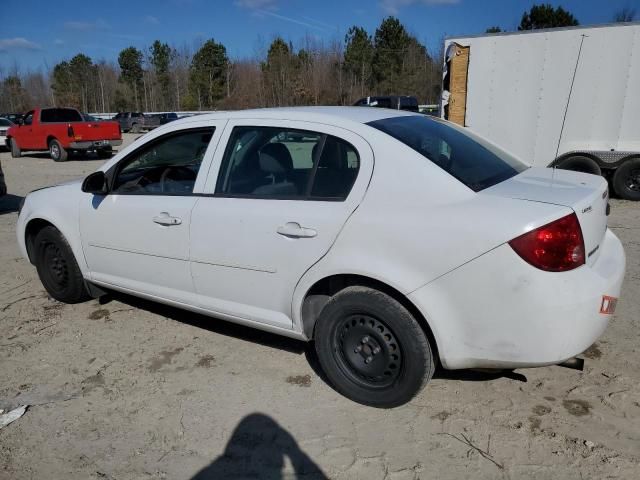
[368,115,528,192]
[215,126,360,200]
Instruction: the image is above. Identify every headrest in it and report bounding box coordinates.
[259,143,293,173]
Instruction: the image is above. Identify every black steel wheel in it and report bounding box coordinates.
[334,314,403,389]
[613,158,640,201]
[34,226,89,303]
[315,286,435,408]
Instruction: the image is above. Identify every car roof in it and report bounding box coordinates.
[176,106,418,127]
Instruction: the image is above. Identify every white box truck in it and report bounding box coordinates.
[441,22,640,200]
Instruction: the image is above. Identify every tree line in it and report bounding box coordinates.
[0,16,441,114]
[1,4,635,114]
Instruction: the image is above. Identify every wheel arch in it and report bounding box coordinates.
[552,151,640,172]
[22,213,88,275]
[299,273,440,364]
[550,152,603,175]
[24,218,57,264]
[46,135,59,147]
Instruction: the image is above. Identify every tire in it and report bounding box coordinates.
[9,138,21,158]
[33,226,89,303]
[555,155,601,176]
[314,286,435,408]
[612,158,640,201]
[131,123,141,133]
[49,139,68,162]
[97,148,113,159]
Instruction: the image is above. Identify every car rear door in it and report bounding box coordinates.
[79,119,226,302]
[189,119,373,329]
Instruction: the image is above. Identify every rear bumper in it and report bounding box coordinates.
[69,139,123,149]
[409,228,626,369]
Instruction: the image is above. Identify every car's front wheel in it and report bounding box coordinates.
[9,139,21,158]
[314,286,435,408]
[34,226,89,303]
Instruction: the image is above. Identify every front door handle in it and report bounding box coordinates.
[277,222,317,238]
[153,212,182,226]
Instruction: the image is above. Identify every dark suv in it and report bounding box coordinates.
[113,112,160,133]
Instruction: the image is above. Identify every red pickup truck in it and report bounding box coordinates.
[6,107,122,161]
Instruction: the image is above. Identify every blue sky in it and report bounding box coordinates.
[0,0,638,73]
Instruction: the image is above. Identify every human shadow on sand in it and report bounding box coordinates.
[190,413,328,479]
[0,194,24,215]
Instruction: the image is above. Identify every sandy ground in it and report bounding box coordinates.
[0,135,639,479]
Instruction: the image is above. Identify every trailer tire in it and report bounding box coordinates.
[555,155,601,176]
[612,158,640,201]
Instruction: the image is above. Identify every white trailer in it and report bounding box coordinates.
[441,22,640,200]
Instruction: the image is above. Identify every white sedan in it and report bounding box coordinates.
[16,107,625,407]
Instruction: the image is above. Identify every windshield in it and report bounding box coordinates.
[368,115,528,192]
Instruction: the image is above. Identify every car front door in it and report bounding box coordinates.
[79,121,226,302]
[15,111,36,149]
[190,120,373,329]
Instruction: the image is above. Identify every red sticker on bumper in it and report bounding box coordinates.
[600,295,618,315]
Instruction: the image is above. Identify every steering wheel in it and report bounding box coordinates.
[160,166,196,193]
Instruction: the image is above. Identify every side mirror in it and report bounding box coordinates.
[82,171,109,195]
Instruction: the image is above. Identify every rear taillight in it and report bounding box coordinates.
[509,213,585,272]
[67,124,74,137]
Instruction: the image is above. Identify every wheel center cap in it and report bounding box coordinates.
[354,335,382,364]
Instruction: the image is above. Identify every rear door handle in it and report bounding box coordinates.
[277,222,317,238]
[153,212,182,226]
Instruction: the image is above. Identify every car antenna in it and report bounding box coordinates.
[554,34,588,182]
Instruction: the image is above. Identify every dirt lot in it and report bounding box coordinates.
[1,135,639,479]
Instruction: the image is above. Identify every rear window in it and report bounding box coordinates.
[41,108,83,123]
[368,115,528,192]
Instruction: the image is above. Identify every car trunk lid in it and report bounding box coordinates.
[482,167,609,266]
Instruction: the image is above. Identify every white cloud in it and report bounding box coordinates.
[144,15,160,25]
[64,19,109,31]
[0,37,41,52]
[234,0,278,10]
[380,0,460,15]
[54,38,64,46]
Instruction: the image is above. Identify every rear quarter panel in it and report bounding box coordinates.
[292,132,572,332]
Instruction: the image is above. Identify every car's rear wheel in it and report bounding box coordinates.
[314,286,435,408]
[9,139,21,158]
[49,139,68,162]
[34,226,89,303]
[612,158,640,201]
[131,123,141,133]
